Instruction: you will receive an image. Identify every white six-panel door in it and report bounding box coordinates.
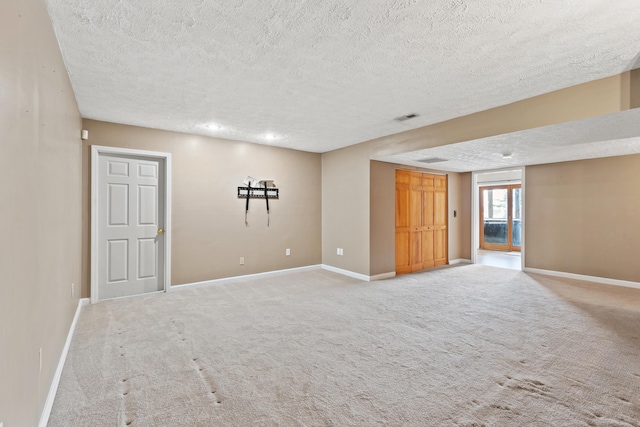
[97,153,165,300]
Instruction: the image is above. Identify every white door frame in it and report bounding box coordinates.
[91,145,172,303]
[471,166,525,270]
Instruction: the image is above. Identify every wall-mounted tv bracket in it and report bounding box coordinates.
[236,186,279,199]
[238,177,278,226]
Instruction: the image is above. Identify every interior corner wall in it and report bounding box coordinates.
[525,154,640,282]
[370,161,396,276]
[368,161,466,277]
[81,120,322,294]
[446,172,463,261]
[321,143,371,276]
[0,0,83,425]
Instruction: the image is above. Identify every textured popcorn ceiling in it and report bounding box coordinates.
[45,0,640,156]
[376,109,640,172]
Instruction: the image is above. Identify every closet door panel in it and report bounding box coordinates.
[422,229,435,269]
[395,231,411,274]
[411,230,423,272]
[396,170,448,274]
[434,228,447,266]
[395,170,412,274]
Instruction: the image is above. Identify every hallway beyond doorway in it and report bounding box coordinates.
[476,249,521,270]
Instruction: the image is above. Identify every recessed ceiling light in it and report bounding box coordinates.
[263,133,278,141]
[202,123,223,131]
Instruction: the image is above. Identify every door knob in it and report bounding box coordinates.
[157,228,164,234]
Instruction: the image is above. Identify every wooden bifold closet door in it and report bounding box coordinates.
[395,170,448,274]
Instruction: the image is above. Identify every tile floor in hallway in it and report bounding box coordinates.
[476,249,521,270]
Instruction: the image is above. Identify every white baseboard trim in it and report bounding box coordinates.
[172,265,323,290]
[39,297,89,427]
[369,271,396,281]
[321,265,370,281]
[173,264,396,290]
[524,267,640,290]
[449,259,472,265]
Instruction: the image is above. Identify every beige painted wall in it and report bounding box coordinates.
[369,161,396,276]
[459,173,472,260]
[525,155,640,282]
[447,172,463,261]
[82,120,321,295]
[0,0,83,424]
[321,143,371,275]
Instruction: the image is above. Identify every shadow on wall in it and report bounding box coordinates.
[629,51,640,70]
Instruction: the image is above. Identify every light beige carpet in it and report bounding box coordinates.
[48,265,640,426]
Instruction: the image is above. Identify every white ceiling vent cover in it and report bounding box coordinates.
[394,113,420,122]
[417,157,448,164]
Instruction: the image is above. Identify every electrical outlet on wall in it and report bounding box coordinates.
[337,248,344,256]
[71,282,75,297]
[239,257,245,265]
[286,248,290,256]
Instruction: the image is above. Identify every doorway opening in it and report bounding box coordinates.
[480,184,522,251]
[472,169,523,271]
[91,146,172,303]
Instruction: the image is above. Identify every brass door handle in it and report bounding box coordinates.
[157,228,164,234]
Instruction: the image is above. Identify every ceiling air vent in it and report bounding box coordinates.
[394,113,419,122]
[417,157,448,164]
